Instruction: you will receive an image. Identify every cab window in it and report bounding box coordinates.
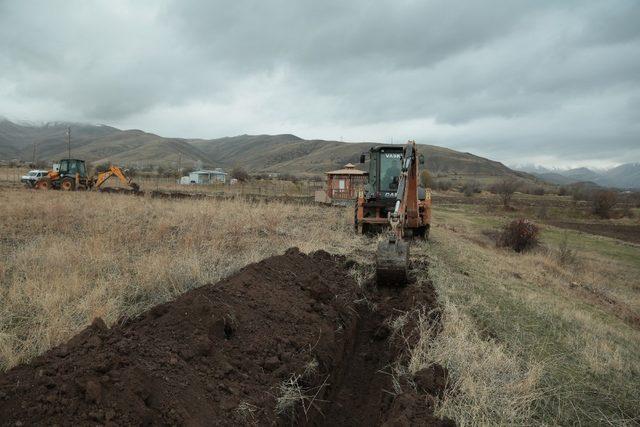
[379,151,402,191]
[59,160,69,174]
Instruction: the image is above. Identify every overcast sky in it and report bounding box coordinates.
[1,0,639,168]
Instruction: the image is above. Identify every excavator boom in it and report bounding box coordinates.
[95,166,140,192]
[374,140,427,286]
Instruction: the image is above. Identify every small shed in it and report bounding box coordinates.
[319,163,367,202]
[181,169,227,185]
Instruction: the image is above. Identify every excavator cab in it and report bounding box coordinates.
[354,146,403,234]
[58,159,88,178]
[355,145,429,236]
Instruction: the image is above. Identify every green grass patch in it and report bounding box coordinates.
[421,217,640,425]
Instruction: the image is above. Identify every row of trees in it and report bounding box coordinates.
[421,170,631,218]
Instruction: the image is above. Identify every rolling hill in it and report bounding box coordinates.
[0,119,534,182]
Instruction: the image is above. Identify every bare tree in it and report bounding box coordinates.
[420,170,433,188]
[592,190,617,219]
[495,178,521,207]
[231,165,250,182]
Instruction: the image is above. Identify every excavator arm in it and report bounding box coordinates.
[376,140,421,286]
[94,166,140,192]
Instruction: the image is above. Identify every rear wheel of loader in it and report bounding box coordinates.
[60,178,75,191]
[34,179,51,190]
[376,235,409,286]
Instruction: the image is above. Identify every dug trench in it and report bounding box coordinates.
[0,248,452,426]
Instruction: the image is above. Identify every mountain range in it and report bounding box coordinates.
[517,164,640,190]
[4,119,637,188]
[0,119,533,182]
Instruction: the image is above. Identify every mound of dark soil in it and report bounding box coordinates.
[150,190,207,199]
[97,187,144,196]
[0,248,451,426]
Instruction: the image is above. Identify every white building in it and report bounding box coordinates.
[180,169,227,185]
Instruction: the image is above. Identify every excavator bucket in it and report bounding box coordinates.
[376,235,409,286]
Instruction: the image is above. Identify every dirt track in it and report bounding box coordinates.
[0,249,451,426]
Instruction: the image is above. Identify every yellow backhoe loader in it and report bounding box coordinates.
[34,159,139,192]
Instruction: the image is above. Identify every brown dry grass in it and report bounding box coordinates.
[0,188,361,370]
[3,186,639,425]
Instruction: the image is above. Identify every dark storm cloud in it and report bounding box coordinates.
[0,0,639,167]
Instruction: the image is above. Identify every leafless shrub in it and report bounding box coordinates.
[434,179,453,191]
[420,170,433,188]
[571,187,592,202]
[492,178,521,207]
[460,180,481,197]
[231,165,250,182]
[536,205,548,220]
[592,190,617,219]
[524,186,545,196]
[498,218,539,253]
[557,233,578,266]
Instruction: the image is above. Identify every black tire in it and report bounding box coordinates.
[354,203,359,232]
[412,225,430,240]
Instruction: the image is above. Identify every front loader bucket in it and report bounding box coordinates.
[376,235,409,286]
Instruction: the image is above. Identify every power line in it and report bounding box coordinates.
[67,126,71,158]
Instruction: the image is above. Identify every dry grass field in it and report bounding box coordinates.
[1,187,639,425]
[0,188,364,370]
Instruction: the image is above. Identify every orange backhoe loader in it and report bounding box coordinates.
[34,159,139,192]
[355,140,431,286]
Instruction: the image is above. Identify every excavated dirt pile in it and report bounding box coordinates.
[0,248,452,426]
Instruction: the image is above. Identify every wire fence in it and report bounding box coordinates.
[0,168,23,185]
[134,176,324,197]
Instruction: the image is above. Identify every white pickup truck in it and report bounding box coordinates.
[21,170,49,187]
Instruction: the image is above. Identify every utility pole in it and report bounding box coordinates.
[177,154,182,187]
[67,127,71,159]
[32,141,37,164]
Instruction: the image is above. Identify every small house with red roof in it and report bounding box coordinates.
[315,163,367,204]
